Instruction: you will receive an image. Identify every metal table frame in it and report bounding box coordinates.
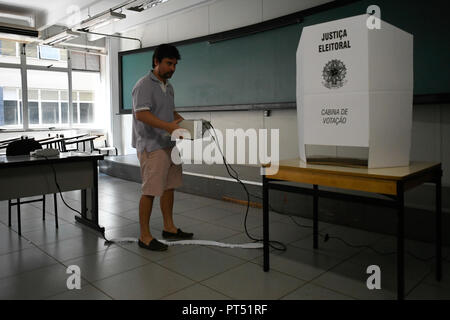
[262,161,442,300]
[0,153,105,235]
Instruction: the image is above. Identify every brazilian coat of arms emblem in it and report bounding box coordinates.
[322,59,347,89]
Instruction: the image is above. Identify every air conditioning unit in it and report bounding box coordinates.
[0,22,39,43]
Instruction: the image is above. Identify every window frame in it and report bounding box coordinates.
[0,43,100,131]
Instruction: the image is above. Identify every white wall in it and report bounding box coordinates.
[111,0,450,185]
[115,0,332,162]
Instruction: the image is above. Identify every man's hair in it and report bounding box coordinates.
[152,44,181,68]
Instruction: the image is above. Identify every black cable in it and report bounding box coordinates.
[287,208,439,262]
[220,157,446,263]
[45,156,111,243]
[204,123,286,252]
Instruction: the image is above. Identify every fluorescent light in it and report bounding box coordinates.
[79,11,126,31]
[42,30,79,46]
[127,0,169,12]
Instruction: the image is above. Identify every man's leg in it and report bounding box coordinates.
[160,189,177,233]
[139,194,154,245]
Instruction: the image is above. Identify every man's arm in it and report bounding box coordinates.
[135,110,182,134]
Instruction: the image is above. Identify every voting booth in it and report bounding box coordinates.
[296,14,413,168]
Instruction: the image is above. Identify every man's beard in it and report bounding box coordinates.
[160,71,173,79]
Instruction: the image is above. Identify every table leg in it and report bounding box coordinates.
[397,183,405,300]
[436,174,442,281]
[263,175,269,272]
[17,198,21,236]
[313,184,319,249]
[75,160,104,234]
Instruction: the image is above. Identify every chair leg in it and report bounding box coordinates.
[54,194,58,229]
[42,194,46,221]
[8,199,12,227]
[17,198,21,236]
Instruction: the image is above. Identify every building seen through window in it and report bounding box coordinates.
[0,40,101,129]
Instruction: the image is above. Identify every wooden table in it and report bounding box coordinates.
[262,159,443,300]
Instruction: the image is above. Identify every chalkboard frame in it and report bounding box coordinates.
[118,0,449,114]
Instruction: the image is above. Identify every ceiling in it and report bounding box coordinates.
[0,0,211,31]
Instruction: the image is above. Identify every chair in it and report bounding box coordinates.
[93,135,118,156]
[6,138,59,236]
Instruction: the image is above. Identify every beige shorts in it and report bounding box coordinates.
[137,147,182,197]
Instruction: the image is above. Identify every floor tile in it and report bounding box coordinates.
[172,199,212,214]
[208,232,265,261]
[0,224,34,255]
[38,233,113,262]
[158,246,245,281]
[312,260,399,300]
[346,248,432,289]
[0,203,44,224]
[98,211,136,229]
[173,191,193,201]
[93,263,194,300]
[248,221,315,244]
[62,246,151,282]
[46,284,112,300]
[181,222,241,242]
[150,214,204,231]
[163,283,231,300]
[7,215,70,234]
[406,282,450,300]
[422,260,450,290]
[252,245,345,281]
[21,222,97,246]
[119,240,196,262]
[282,283,356,300]
[0,263,87,300]
[99,198,139,215]
[179,206,237,223]
[104,223,141,239]
[290,234,363,260]
[0,246,58,279]
[202,262,304,300]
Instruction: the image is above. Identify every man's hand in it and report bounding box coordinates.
[166,118,183,135]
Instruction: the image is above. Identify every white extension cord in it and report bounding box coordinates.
[105,237,263,249]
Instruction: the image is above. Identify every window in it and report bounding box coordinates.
[72,71,100,125]
[26,43,68,68]
[27,70,68,128]
[61,90,69,124]
[0,68,22,129]
[71,51,100,71]
[0,39,103,130]
[0,39,19,64]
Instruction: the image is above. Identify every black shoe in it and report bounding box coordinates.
[138,239,168,251]
[162,228,194,240]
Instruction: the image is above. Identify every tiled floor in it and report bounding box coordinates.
[0,173,449,300]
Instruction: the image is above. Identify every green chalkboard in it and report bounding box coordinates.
[119,0,449,112]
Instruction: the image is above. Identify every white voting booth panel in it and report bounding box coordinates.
[297,14,413,168]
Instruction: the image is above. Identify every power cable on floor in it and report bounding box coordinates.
[241,168,445,263]
[205,123,286,252]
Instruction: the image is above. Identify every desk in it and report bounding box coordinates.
[262,159,442,300]
[0,152,105,234]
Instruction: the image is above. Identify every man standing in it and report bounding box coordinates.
[132,43,193,251]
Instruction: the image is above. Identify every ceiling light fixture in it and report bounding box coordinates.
[42,30,79,46]
[78,10,126,31]
[127,0,169,12]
